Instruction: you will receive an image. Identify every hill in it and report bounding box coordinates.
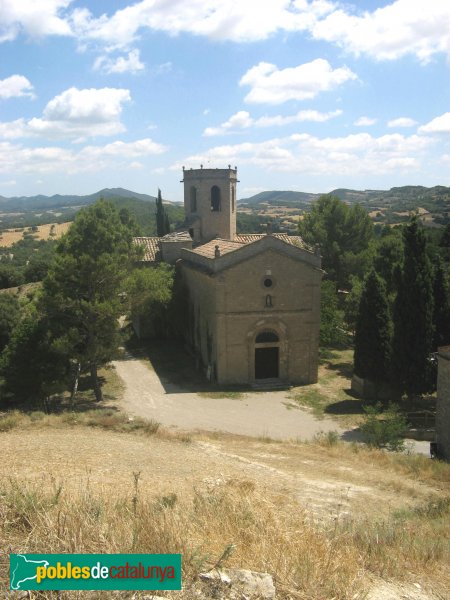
[241,184,450,229]
[239,190,319,206]
[0,187,158,212]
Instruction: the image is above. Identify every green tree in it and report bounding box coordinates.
[156,188,171,237]
[353,271,392,394]
[42,200,137,401]
[320,280,346,347]
[391,217,435,397]
[0,294,20,352]
[298,195,373,288]
[373,226,404,295]
[343,276,364,335]
[127,264,175,339]
[1,314,69,406]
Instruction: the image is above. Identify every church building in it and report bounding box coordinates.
[135,166,322,386]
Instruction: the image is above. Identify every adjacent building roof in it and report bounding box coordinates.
[134,236,160,262]
[190,238,244,258]
[236,233,310,250]
[134,232,313,263]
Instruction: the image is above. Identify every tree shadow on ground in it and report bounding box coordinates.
[340,427,364,442]
[325,361,353,379]
[325,396,365,416]
[2,373,121,415]
[126,338,250,395]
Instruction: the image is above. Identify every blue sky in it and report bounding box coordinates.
[1,0,450,201]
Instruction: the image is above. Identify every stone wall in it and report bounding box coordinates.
[436,346,450,460]
[182,168,237,243]
[181,263,218,379]
[212,248,321,385]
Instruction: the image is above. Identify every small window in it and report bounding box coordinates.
[211,185,221,212]
[263,278,273,288]
[255,331,279,343]
[190,186,197,212]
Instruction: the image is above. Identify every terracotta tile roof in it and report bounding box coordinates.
[236,233,309,250]
[135,232,311,262]
[190,238,244,258]
[134,237,160,262]
[161,231,192,241]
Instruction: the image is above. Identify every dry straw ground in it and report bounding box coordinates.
[0,405,449,600]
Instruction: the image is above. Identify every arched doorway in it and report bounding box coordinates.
[254,330,279,379]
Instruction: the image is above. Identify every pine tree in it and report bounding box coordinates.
[391,217,435,397]
[354,270,391,392]
[41,200,137,402]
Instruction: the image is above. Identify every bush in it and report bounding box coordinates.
[361,403,409,452]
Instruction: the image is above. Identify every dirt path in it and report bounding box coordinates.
[112,357,349,441]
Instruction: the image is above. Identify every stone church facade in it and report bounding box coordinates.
[135,167,322,386]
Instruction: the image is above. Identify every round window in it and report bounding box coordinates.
[263,278,273,288]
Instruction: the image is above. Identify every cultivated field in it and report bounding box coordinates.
[0,221,72,247]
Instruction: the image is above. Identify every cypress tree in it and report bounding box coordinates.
[354,270,391,391]
[391,217,434,397]
[156,188,170,236]
[156,188,165,237]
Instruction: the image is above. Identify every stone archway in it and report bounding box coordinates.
[247,320,288,382]
[254,331,279,379]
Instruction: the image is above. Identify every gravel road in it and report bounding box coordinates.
[112,357,348,441]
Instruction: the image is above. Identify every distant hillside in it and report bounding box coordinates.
[1,184,448,232]
[0,189,183,233]
[0,188,159,212]
[239,184,450,229]
[239,190,319,206]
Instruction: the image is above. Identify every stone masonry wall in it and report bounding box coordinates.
[436,346,450,460]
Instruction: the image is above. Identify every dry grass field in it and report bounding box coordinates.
[0,221,72,247]
[0,403,449,599]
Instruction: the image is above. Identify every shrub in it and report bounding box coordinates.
[361,403,409,452]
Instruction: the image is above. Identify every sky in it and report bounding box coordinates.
[1,0,450,202]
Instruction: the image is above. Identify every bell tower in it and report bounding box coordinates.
[182,165,238,243]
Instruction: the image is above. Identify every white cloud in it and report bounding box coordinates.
[311,0,450,62]
[354,116,377,126]
[0,138,167,175]
[2,1,450,66]
[203,108,342,136]
[0,119,27,139]
[255,109,342,127]
[0,75,34,99]
[70,0,332,47]
[0,87,132,141]
[204,111,253,136]
[387,117,418,128]
[94,49,145,74]
[0,0,73,42]
[239,59,357,104]
[419,112,450,134]
[177,131,432,177]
